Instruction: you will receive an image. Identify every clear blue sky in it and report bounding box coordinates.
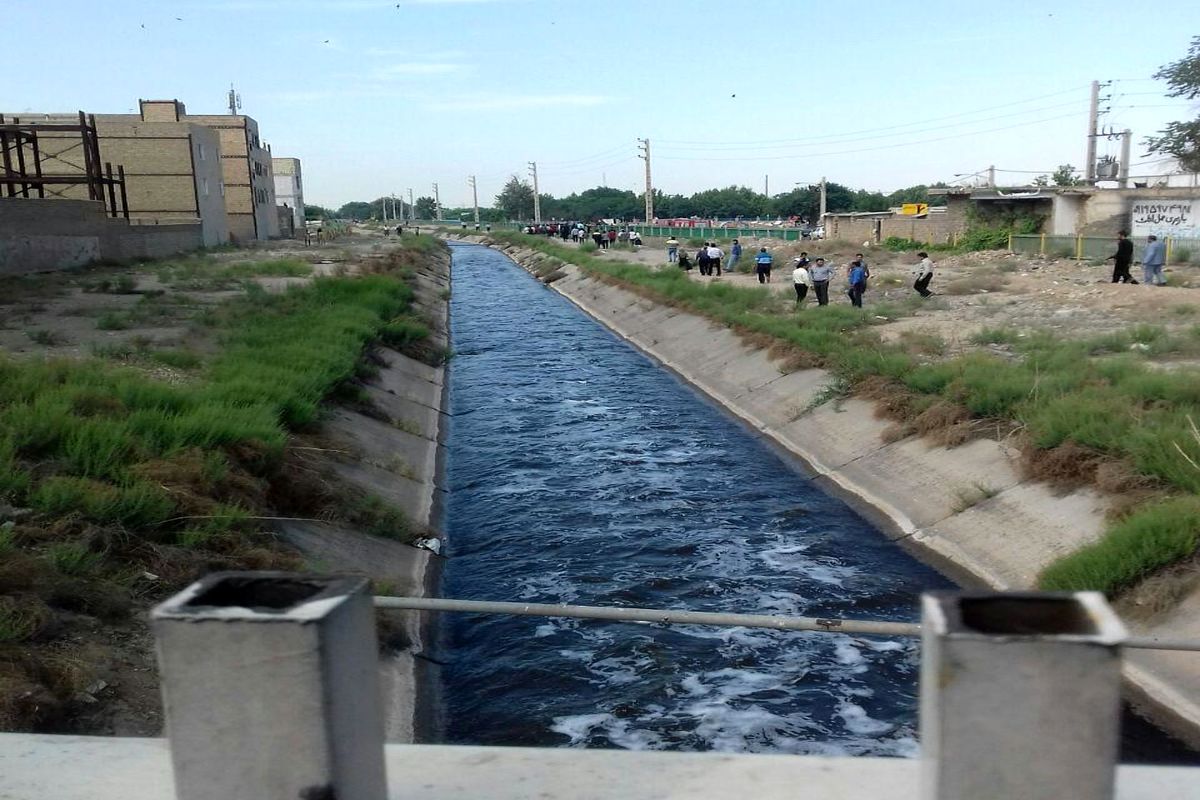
[8,0,1198,208]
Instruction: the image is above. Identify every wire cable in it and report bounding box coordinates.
[656,111,1084,163]
[655,84,1089,147]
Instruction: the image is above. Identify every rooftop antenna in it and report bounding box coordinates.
[227,84,242,116]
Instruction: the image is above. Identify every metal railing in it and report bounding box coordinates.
[146,574,1174,800]
[374,595,1200,652]
[1011,234,1200,263]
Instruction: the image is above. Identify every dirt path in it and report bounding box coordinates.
[546,235,1200,360]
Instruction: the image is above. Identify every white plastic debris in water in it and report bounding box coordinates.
[414,537,442,555]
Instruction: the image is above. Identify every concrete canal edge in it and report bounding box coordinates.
[454,234,1200,749]
[273,247,450,744]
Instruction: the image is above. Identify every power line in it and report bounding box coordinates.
[655,84,1089,147]
[539,145,632,168]
[656,111,1084,163]
[656,100,1087,153]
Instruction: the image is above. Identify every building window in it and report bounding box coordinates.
[197,143,205,161]
[201,177,209,197]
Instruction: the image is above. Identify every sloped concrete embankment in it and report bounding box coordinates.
[458,234,1200,748]
[277,250,450,743]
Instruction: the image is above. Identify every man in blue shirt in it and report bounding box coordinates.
[728,239,743,272]
[1142,235,1167,286]
[847,261,868,307]
[754,247,773,283]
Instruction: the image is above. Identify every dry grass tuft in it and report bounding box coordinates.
[1020,440,1106,489]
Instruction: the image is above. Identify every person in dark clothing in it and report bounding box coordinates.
[1107,230,1137,284]
[847,261,867,308]
[696,245,712,276]
[678,249,692,271]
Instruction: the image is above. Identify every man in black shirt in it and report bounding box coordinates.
[1107,229,1137,284]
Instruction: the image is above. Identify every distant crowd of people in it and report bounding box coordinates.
[663,238,937,306]
[523,222,642,249]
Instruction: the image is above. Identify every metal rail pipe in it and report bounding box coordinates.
[373,596,1200,652]
[374,596,921,637]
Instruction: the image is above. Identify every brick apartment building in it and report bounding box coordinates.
[159,101,279,242]
[9,106,229,247]
[9,99,280,244]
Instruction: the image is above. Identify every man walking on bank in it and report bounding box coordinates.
[847,259,868,307]
[1107,230,1137,284]
[1143,235,1167,286]
[913,251,935,297]
[728,239,743,272]
[754,247,773,283]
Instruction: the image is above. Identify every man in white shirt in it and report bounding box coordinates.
[913,251,935,297]
[792,258,810,304]
[706,243,725,276]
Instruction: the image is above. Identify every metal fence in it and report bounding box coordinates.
[1011,234,1200,263]
[507,222,813,242]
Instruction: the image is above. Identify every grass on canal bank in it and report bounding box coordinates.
[491,230,1200,601]
[0,240,441,731]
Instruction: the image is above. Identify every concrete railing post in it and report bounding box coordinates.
[919,591,1126,800]
[153,572,387,800]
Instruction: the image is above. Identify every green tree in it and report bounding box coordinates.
[304,204,332,220]
[495,175,535,220]
[414,196,437,219]
[1051,164,1082,186]
[336,201,373,220]
[1147,36,1200,171]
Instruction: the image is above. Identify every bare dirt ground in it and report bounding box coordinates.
[565,235,1200,361]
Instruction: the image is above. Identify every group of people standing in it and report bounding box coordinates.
[667,240,938,308]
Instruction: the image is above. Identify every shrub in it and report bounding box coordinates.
[96,312,129,331]
[1039,497,1200,594]
[46,542,103,577]
[149,348,202,369]
[1173,247,1192,265]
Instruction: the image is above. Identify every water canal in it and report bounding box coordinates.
[437,242,1196,761]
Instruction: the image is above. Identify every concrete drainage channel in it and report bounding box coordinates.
[270,246,450,742]
[446,233,1200,754]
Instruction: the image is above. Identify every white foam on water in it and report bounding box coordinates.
[837,702,894,736]
[550,713,666,750]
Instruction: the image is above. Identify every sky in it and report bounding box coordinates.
[7,0,1199,209]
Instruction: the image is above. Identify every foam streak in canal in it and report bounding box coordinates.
[440,243,950,755]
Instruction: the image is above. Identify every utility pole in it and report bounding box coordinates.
[432,182,442,220]
[468,175,479,224]
[637,138,653,223]
[528,161,541,223]
[819,176,827,221]
[1084,80,1110,183]
[407,188,414,222]
[391,193,397,223]
[1119,129,1132,188]
[764,174,769,197]
[987,165,996,188]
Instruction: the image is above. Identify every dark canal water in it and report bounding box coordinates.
[438,243,1198,762]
